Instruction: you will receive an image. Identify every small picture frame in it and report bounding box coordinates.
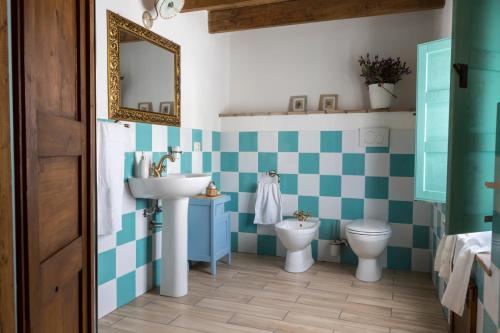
[138,102,153,112]
[318,94,339,111]
[159,101,174,115]
[289,95,307,112]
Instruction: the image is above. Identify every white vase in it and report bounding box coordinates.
[368,83,395,109]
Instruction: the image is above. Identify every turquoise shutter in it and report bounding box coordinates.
[415,39,451,203]
[446,0,500,235]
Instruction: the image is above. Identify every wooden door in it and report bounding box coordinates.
[12,0,95,331]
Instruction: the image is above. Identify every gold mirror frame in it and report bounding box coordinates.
[107,11,181,126]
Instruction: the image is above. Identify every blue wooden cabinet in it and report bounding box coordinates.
[188,195,231,275]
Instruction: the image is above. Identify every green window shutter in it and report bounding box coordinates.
[446,0,500,235]
[415,38,451,203]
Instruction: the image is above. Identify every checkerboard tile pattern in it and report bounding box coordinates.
[220,129,433,269]
[97,121,220,318]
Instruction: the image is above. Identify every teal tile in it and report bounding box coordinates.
[98,249,116,285]
[258,152,278,172]
[299,153,320,174]
[473,261,485,303]
[298,196,319,217]
[482,308,496,333]
[221,152,238,172]
[341,198,364,219]
[278,131,298,152]
[124,152,135,180]
[257,235,277,256]
[203,152,212,173]
[136,123,152,151]
[239,132,258,152]
[341,246,358,265]
[224,192,239,212]
[366,147,389,153]
[192,129,202,150]
[390,154,415,177]
[153,259,161,287]
[117,212,136,246]
[181,152,192,174]
[116,271,136,307]
[239,213,257,233]
[231,232,238,251]
[319,219,340,240]
[212,131,221,151]
[365,177,389,199]
[312,239,318,261]
[389,201,413,224]
[387,246,412,270]
[239,173,258,193]
[320,131,342,152]
[342,153,365,175]
[136,236,153,268]
[136,198,148,210]
[168,126,180,147]
[280,174,298,195]
[212,172,221,188]
[412,225,430,249]
[320,175,341,197]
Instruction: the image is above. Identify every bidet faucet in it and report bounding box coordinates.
[293,210,310,222]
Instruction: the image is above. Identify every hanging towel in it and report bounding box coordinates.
[434,235,456,281]
[441,232,492,315]
[253,179,282,225]
[97,122,128,236]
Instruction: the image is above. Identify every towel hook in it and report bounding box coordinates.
[266,170,280,183]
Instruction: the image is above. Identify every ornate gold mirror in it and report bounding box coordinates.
[107,11,180,126]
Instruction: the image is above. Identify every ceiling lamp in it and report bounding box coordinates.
[142,0,185,29]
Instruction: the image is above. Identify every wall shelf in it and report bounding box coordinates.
[219,107,416,117]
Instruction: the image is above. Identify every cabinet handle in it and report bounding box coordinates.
[484,216,493,223]
[453,63,468,88]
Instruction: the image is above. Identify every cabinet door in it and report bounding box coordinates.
[415,39,451,203]
[446,0,500,234]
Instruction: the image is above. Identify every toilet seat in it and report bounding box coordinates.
[346,219,391,236]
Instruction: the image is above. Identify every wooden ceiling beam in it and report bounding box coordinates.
[182,0,289,12]
[208,0,445,33]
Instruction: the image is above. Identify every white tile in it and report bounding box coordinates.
[364,199,389,221]
[192,152,203,173]
[212,152,220,172]
[342,130,364,153]
[476,300,484,333]
[181,128,192,152]
[282,194,298,217]
[98,280,117,319]
[135,210,149,241]
[221,132,239,152]
[298,174,320,196]
[412,201,432,226]
[411,248,430,272]
[135,263,153,296]
[258,131,278,152]
[152,124,168,152]
[277,153,298,174]
[365,153,389,177]
[276,237,287,257]
[124,122,136,152]
[299,131,320,152]
[203,129,213,152]
[389,177,414,201]
[390,129,415,154]
[153,231,162,260]
[320,153,342,175]
[220,172,239,192]
[318,239,341,263]
[319,197,341,220]
[122,185,138,214]
[116,241,136,277]
[341,175,365,198]
[238,152,258,172]
[230,212,239,232]
[238,233,257,253]
[98,233,116,253]
[257,225,276,236]
[388,224,412,248]
[238,192,256,213]
[340,220,352,239]
[483,267,499,326]
[166,158,181,174]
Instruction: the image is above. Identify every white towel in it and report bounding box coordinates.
[97,122,127,236]
[434,235,456,281]
[441,232,492,315]
[253,180,282,225]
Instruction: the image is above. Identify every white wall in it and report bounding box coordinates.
[433,0,453,39]
[96,0,231,130]
[227,11,438,113]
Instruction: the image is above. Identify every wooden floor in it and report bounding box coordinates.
[99,253,448,333]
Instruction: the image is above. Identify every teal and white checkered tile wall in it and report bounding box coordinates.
[219,129,433,272]
[97,121,220,318]
[431,204,499,333]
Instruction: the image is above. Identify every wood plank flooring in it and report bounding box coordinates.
[99,253,448,333]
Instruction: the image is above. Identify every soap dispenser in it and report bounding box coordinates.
[136,151,149,178]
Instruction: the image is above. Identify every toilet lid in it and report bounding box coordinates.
[346,219,391,235]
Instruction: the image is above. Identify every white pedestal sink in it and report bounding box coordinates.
[128,173,211,297]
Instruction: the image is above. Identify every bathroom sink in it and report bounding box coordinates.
[128,173,211,298]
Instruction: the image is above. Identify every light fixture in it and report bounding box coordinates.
[142,0,185,29]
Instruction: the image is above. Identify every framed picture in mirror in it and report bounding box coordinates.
[159,102,174,115]
[138,102,153,112]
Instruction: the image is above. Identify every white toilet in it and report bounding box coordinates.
[345,219,392,282]
[275,218,320,273]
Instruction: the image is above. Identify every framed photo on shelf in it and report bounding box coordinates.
[138,102,153,112]
[159,101,174,115]
[289,95,307,112]
[318,94,339,111]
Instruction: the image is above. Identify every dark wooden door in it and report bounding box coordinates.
[12,0,95,331]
